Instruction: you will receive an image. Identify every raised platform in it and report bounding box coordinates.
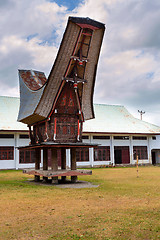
[18,141,98,150]
[23,169,92,178]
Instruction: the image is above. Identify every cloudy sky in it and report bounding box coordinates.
[1,0,160,125]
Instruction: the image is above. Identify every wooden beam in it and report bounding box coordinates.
[62,76,87,83]
[23,169,92,177]
[51,148,58,184]
[43,148,48,182]
[34,148,41,182]
[61,148,66,182]
[71,148,77,182]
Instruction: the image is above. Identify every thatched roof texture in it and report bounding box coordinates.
[18,17,105,125]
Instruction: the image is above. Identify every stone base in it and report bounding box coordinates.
[34,175,40,182]
[42,176,48,183]
[52,177,58,184]
[71,176,77,183]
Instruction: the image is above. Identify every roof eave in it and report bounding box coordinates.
[82,131,160,135]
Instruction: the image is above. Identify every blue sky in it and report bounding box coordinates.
[52,0,83,11]
[1,0,160,125]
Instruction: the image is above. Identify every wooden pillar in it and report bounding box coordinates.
[43,148,48,182]
[71,148,77,183]
[61,148,66,182]
[28,125,34,144]
[34,148,41,182]
[51,148,58,184]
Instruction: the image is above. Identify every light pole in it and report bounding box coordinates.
[138,110,145,120]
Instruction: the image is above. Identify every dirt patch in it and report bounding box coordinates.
[26,179,99,188]
[56,180,99,189]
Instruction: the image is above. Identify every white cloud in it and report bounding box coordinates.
[1,0,160,125]
[0,0,67,39]
[72,0,109,22]
[0,0,68,96]
[0,82,19,97]
[72,0,160,125]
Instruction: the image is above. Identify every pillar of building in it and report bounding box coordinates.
[129,135,133,164]
[110,135,115,166]
[66,149,71,169]
[71,148,77,183]
[51,148,58,184]
[35,148,41,182]
[89,148,94,167]
[14,132,19,170]
[148,136,152,164]
[61,148,66,182]
[43,148,48,182]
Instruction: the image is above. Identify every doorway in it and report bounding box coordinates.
[114,149,122,164]
[114,146,130,164]
[152,151,156,165]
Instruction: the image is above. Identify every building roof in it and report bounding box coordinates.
[1,97,160,135]
[18,16,105,125]
[0,96,28,131]
[83,104,160,135]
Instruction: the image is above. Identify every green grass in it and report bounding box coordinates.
[0,166,159,239]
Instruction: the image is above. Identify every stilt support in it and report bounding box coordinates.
[71,148,77,182]
[51,148,58,184]
[61,148,66,182]
[43,148,48,183]
[35,148,41,182]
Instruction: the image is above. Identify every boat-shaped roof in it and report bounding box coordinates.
[18,17,105,125]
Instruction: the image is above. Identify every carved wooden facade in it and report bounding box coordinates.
[32,82,82,143]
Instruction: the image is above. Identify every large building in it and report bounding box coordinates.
[0,96,160,170]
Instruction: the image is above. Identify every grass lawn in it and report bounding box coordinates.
[0,166,159,240]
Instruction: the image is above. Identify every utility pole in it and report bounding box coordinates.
[138,110,145,120]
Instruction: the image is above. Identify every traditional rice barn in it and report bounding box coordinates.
[17,17,105,183]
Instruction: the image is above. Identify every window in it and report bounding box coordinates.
[114,136,129,140]
[0,134,14,138]
[93,136,110,140]
[19,134,29,139]
[94,146,110,161]
[76,148,89,162]
[19,149,36,163]
[82,135,89,139]
[133,136,147,140]
[0,147,14,160]
[152,136,156,140]
[133,146,148,160]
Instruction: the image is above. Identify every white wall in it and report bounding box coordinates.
[0,132,37,170]
[0,132,16,169]
[76,134,160,167]
[1,132,160,169]
[150,135,160,149]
